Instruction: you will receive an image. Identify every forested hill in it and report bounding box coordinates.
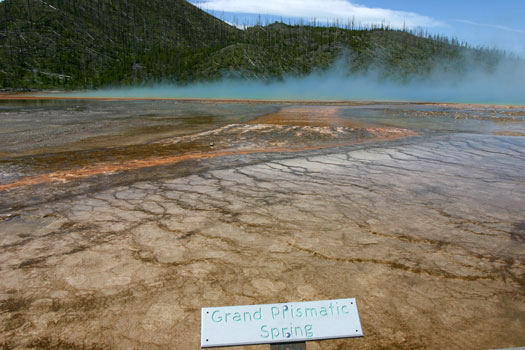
[0,0,503,90]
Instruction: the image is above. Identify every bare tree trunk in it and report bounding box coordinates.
[26,0,33,29]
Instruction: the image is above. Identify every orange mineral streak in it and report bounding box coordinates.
[0,134,411,192]
[1,94,523,108]
[0,105,418,191]
[248,107,374,128]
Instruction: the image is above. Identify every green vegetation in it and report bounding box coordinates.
[0,0,504,90]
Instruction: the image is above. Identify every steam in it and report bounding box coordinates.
[66,54,525,105]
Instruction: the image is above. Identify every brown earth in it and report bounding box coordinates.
[0,100,523,350]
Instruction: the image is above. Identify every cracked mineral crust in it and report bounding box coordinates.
[0,100,524,350]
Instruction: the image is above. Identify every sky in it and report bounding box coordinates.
[190,0,525,56]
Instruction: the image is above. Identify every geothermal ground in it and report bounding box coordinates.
[0,99,524,350]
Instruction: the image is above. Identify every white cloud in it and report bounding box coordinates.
[224,20,248,30]
[192,0,443,28]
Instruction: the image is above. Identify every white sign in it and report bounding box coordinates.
[201,298,363,348]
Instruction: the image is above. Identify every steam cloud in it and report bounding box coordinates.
[67,54,525,105]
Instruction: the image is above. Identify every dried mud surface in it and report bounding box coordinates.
[0,105,414,193]
[0,100,524,350]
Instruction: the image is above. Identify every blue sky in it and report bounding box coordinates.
[190,0,525,56]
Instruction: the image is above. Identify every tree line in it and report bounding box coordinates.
[0,0,505,90]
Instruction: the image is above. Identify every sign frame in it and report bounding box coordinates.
[201,298,363,348]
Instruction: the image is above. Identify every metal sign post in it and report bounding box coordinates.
[270,342,306,350]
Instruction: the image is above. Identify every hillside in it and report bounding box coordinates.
[0,0,237,88]
[0,0,503,89]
